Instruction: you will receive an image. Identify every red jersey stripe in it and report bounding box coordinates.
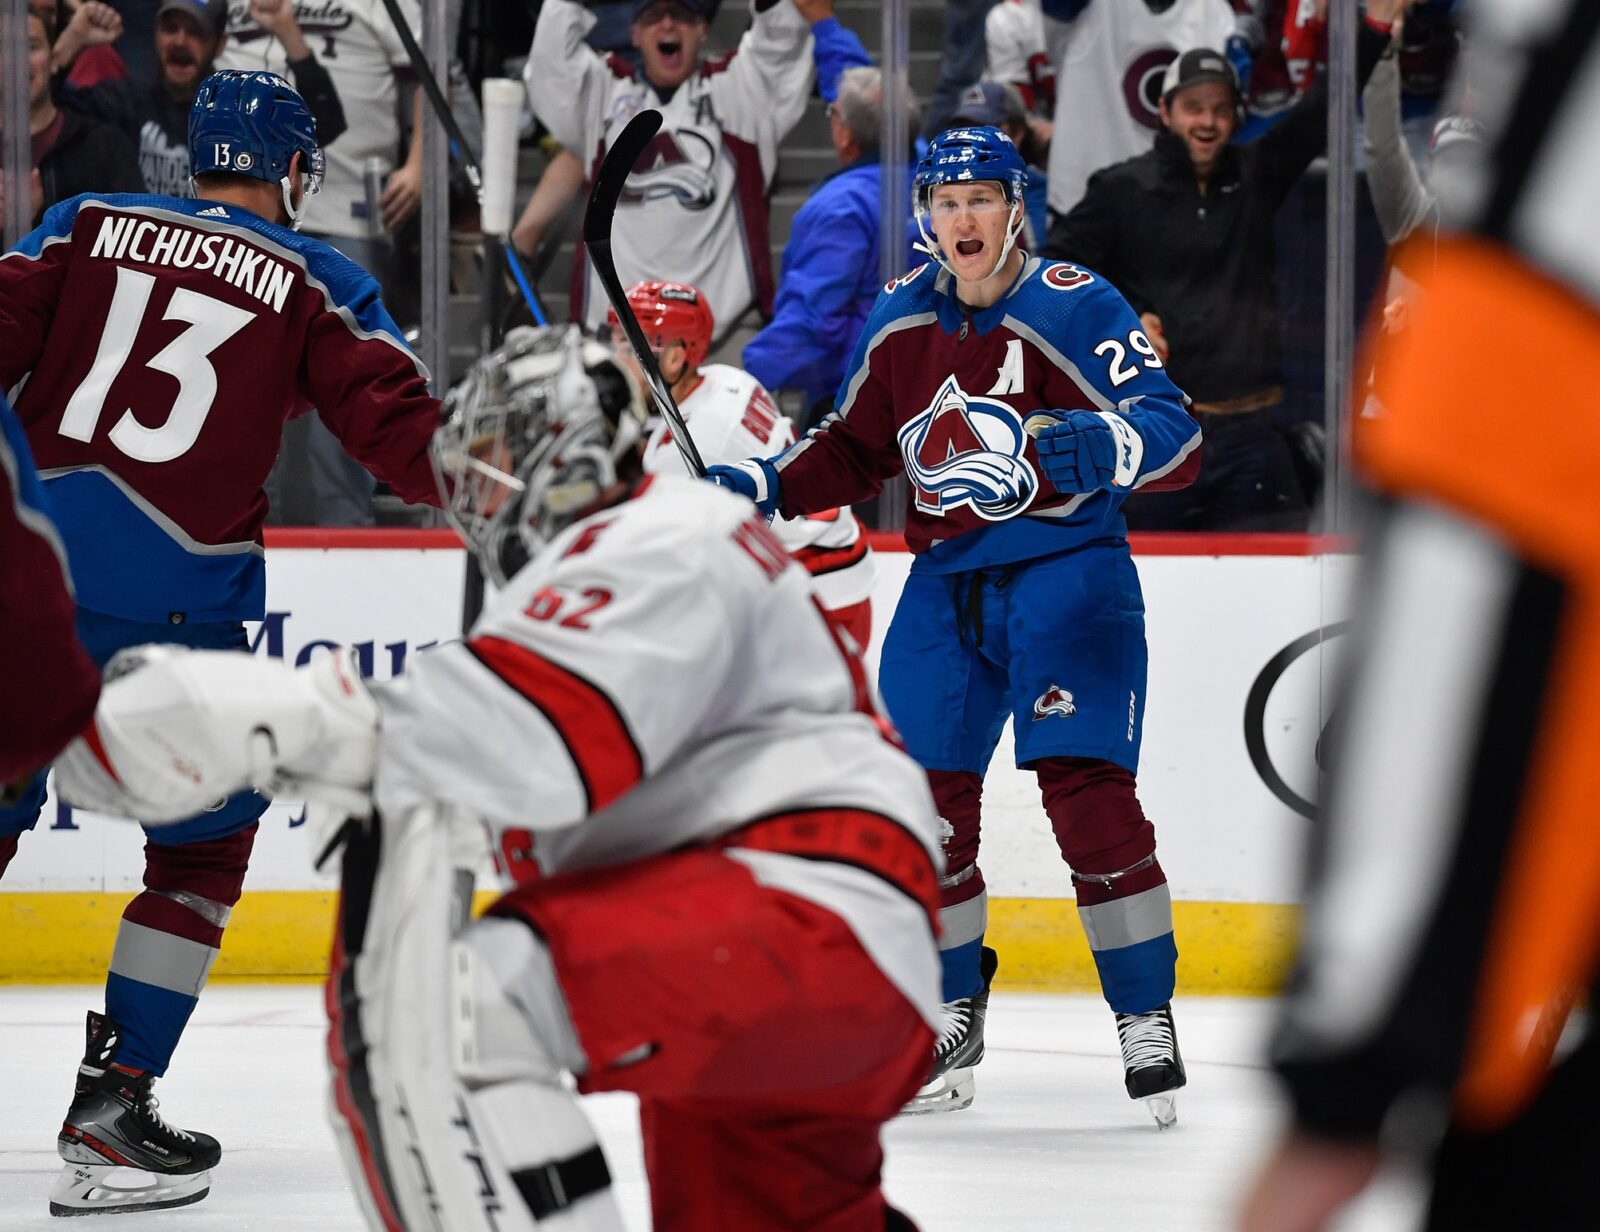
[467,636,644,814]
[793,537,869,578]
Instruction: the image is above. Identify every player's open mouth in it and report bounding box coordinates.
[955,239,984,258]
[658,39,684,68]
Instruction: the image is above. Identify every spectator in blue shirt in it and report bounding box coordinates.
[744,65,919,426]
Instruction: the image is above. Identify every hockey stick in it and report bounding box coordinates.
[375,0,548,327]
[582,109,707,478]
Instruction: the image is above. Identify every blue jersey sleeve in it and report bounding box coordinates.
[1036,269,1201,491]
[811,17,875,102]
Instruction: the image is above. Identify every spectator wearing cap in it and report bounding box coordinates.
[17,4,145,227]
[743,65,920,427]
[525,0,820,340]
[1039,0,1240,219]
[64,0,345,200]
[947,81,1048,250]
[1045,6,1402,531]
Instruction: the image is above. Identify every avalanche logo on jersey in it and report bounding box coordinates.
[619,125,717,210]
[898,376,1038,521]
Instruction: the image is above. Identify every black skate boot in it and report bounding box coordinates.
[900,946,998,1115]
[1115,1002,1186,1129]
[50,1011,219,1216]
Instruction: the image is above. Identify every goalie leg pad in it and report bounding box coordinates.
[327,806,622,1232]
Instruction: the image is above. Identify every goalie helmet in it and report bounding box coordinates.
[433,325,648,587]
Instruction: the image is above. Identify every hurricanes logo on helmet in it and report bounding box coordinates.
[1033,685,1076,720]
[898,376,1037,521]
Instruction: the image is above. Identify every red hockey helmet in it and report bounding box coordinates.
[609,280,715,371]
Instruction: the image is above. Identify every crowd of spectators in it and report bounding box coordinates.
[3,0,1463,531]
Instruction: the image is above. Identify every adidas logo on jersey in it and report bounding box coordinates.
[195,206,229,218]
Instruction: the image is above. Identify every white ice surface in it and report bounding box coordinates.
[0,986,1426,1231]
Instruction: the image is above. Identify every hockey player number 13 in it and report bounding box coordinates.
[58,266,256,463]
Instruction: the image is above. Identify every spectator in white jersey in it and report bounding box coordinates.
[524,0,818,341]
[64,0,345,200]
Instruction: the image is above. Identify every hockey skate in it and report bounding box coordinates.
[50,1012,219,1217]
[900,947,998,1115]
[1116,1002,1186,1129]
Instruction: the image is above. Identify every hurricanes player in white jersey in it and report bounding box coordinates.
[611,279,876,647]
[55,325,941,1232]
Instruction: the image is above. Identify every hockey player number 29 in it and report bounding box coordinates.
[1094,330,1163,387]
[59,267,256,463]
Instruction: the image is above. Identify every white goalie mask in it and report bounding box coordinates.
[433,325,647,587]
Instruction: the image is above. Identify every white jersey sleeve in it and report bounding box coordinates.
[523,0,613,159]
[642,367,874,609]
[986,0,1046,86]
[706,0,815,164]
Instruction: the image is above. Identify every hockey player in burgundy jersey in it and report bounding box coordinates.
[709,126,1202,1125]
[56,324,943,1232]
[610,279,876,646]
[0,394,100,874]
[0,70,442,1215]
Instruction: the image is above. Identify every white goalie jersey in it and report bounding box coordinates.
[370,477,941,1024]
[641,364,874,612]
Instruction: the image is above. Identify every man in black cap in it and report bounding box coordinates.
[65,0,344,199]
[1045,1,1403,531]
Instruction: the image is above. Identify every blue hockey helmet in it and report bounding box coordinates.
[913,126,1029,280]
[189,70,324,226]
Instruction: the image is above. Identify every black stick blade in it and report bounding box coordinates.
[580,107,707,477]
[584,109,662,249]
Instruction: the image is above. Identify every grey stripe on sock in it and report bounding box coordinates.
[110,921,219,995]
[1077,884,1174,952]
[938,889,988,951]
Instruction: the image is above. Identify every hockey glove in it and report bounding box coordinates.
[1028,409,1145,494]
[704,458,782,521]
[55,645,379,823]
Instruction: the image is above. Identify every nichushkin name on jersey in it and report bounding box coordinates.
[89,214,293,313]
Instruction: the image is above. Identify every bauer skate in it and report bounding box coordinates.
[50,1011,219,1217]
[901,946,998,1115]
[1116,1002,1186,1129]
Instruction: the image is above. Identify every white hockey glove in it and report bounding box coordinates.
[54,645,379,824]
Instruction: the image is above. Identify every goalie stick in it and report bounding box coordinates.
[582,109,707,478]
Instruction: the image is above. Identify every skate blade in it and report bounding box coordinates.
[1142,1092,1178,1130]
[897,1067,975,1116]
[49,1163,210,1217]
